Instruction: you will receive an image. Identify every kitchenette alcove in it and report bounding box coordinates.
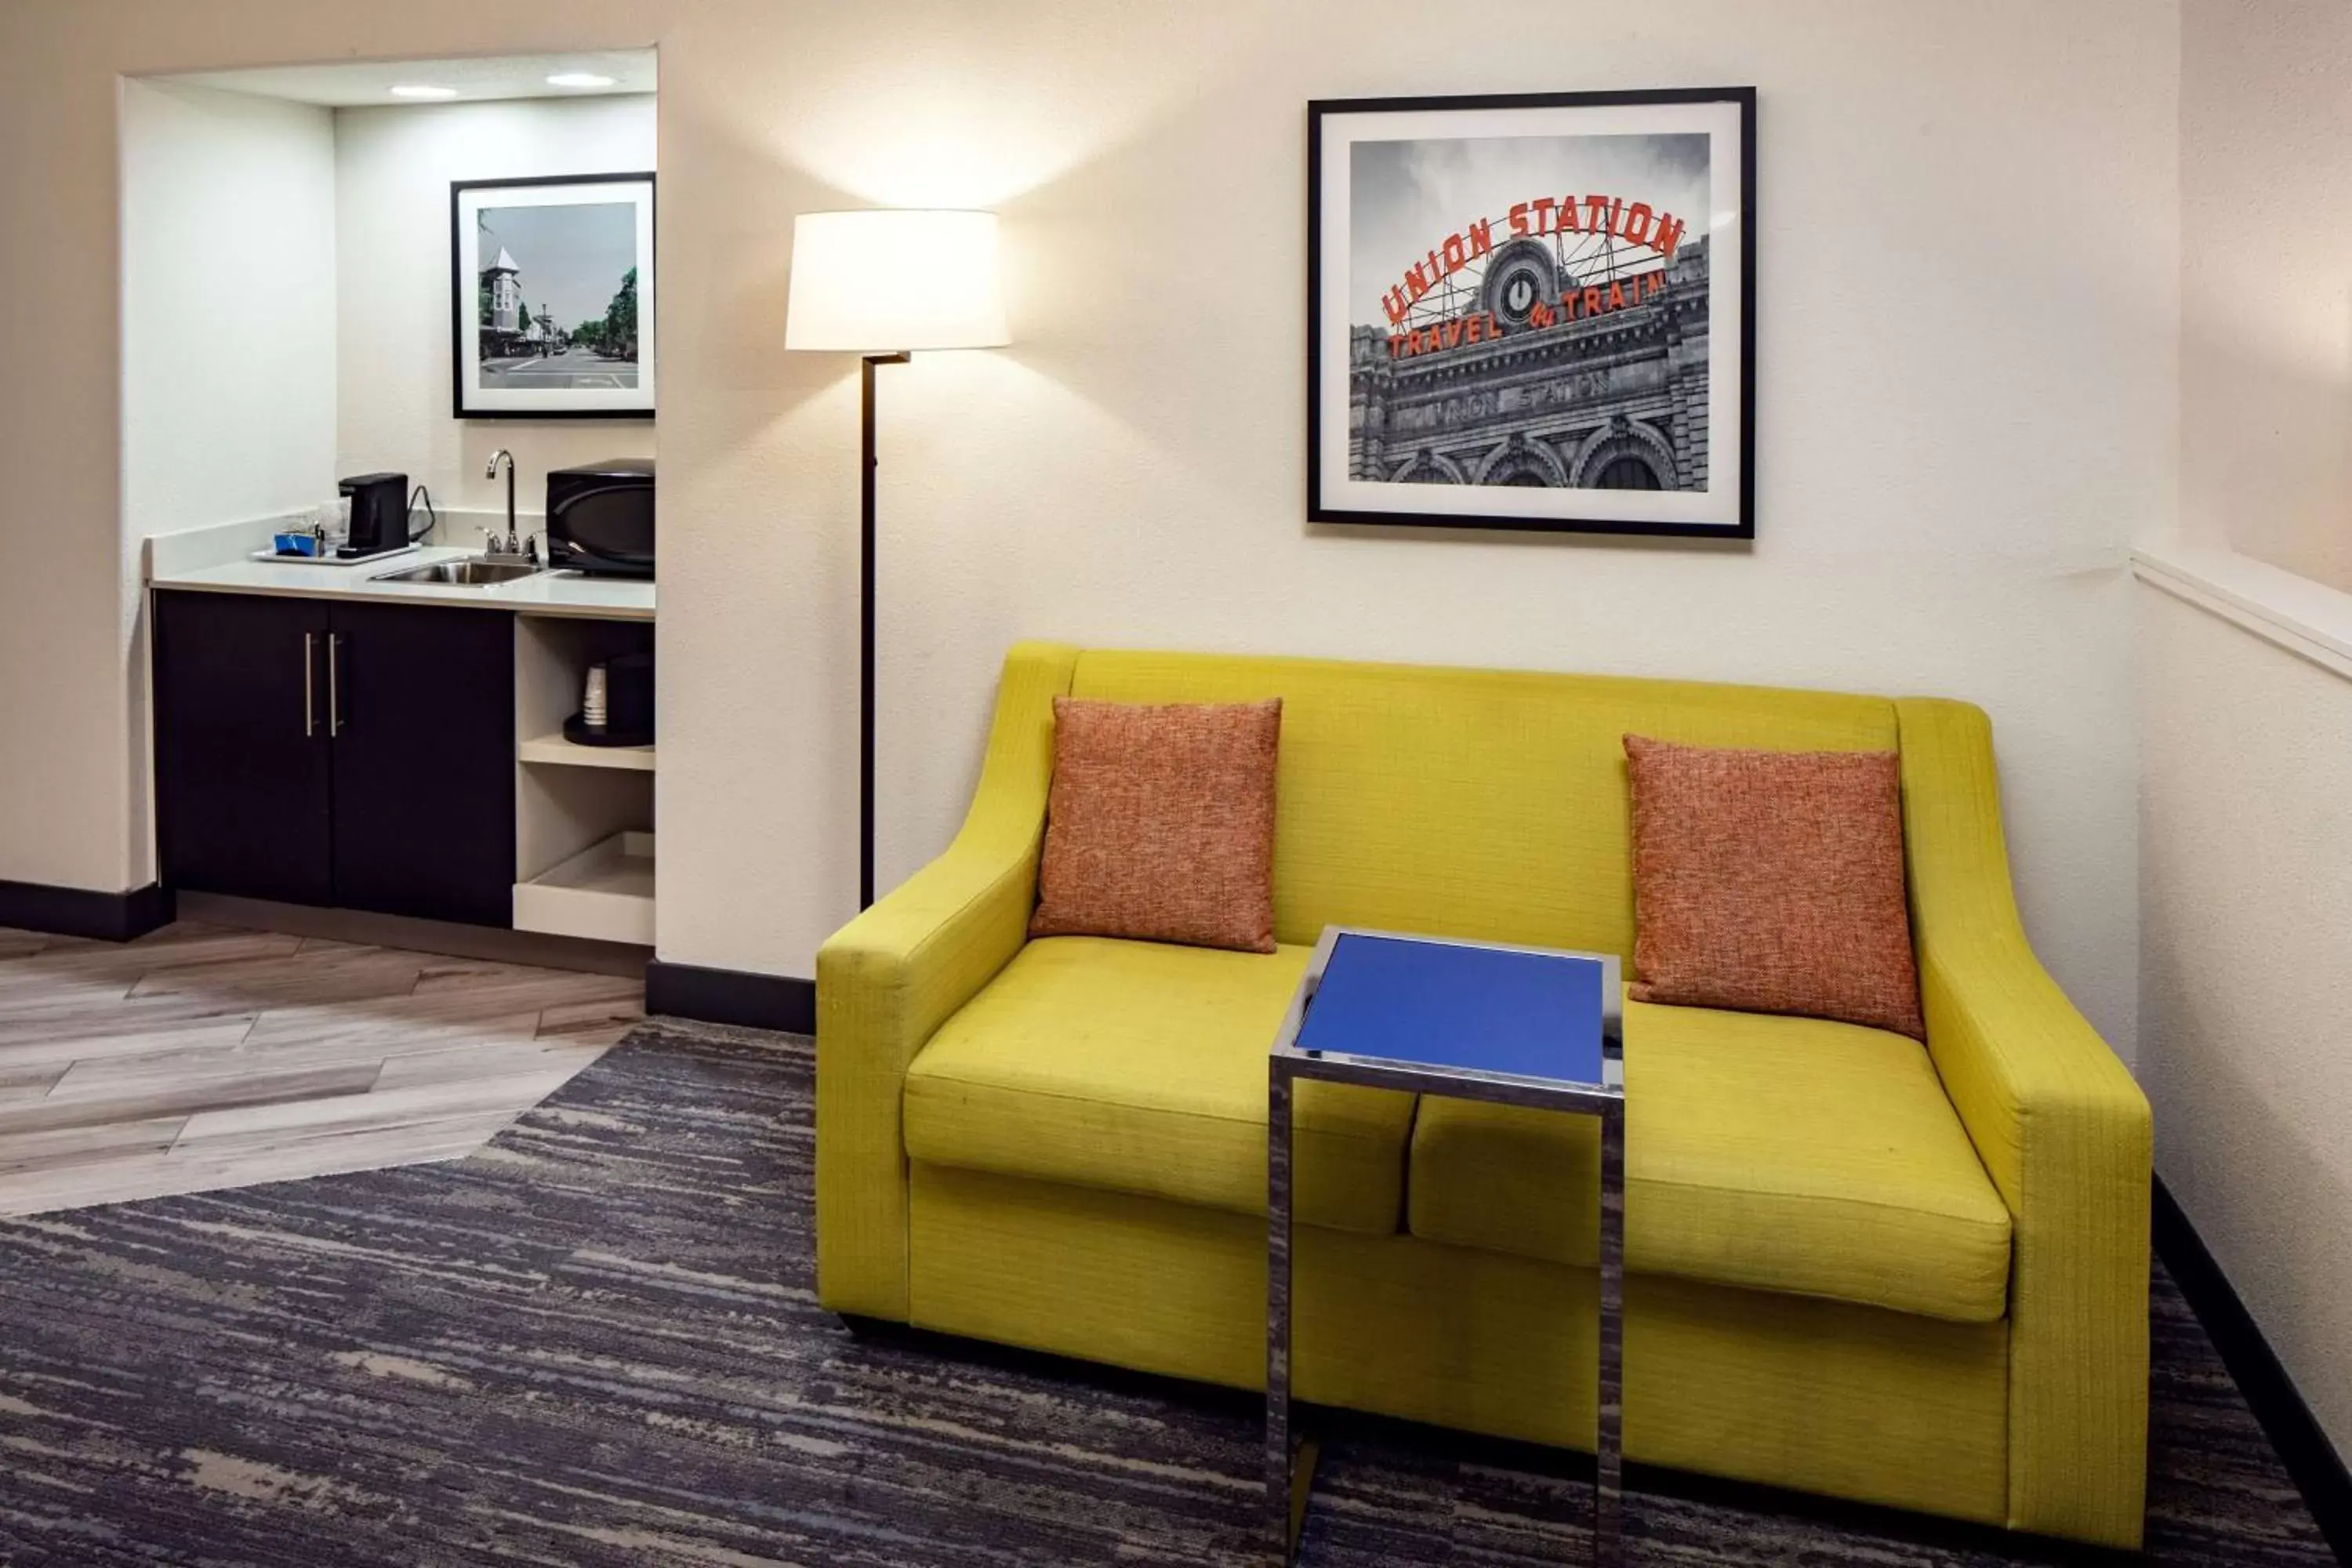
[122,50,662,953]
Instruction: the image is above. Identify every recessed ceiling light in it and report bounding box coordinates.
[546,72,617,89]
[389,84,458,100]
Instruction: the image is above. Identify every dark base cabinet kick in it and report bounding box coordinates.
[153,591,517,928]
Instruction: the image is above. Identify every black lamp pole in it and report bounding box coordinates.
[859,350,910,911]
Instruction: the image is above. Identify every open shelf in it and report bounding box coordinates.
[519,731,655,772]
[513,829,654,945]
[513,614,655,949]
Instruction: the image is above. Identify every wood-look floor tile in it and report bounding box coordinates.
[0,925,105,952]
[0,1121,502,1218]
[535,1022,636,1052]
[162,1114,531,1178]
[0,927,305,993]
[441,956,639,989]
[0,1116,188,1175]
[408,953,508,982]
[0,920,641,1217]
[291,935,370,953]
[536,994,647,1037]
[42,1035,381,1094]
[171,1070,580,1154]
[0,1016,260,1067]
[0,953,269,1011]
[241,998,546,1054]
[0,1061,66,1102]
[26,1054,387,1127]
[129,947,428,1009]
[372,1040,607,1092]
[0,1151,235,1217]
[0,979,252,1028]
[409,964,640,1011]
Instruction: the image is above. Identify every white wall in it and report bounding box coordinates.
[2,2,2169,1074]
[122,80,337,537]
[334,93,656,532]
[118,76,338,883]
[2179,0,2352,591]
[2140,0,2352,1465]
[2139,585,2352,1462]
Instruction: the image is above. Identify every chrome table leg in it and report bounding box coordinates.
[1267,1062,1297,1563]
[1596,1105,1625,1563]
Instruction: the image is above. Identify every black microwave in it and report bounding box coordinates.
[546,458,655,578]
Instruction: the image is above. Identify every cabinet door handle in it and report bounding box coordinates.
[303,632,317,738]
[328,633,343,737]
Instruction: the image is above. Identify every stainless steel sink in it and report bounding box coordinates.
[373,559,541,586]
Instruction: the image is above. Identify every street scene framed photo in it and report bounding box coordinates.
[1309,89,1754,537]
[452,172,655,419]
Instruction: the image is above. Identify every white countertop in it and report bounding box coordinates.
[149,546,655,622]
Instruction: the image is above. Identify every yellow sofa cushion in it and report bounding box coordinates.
[1410,998,2013,1322]
[903,936,1414,1234]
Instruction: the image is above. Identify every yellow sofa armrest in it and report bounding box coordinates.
[1896,698,2151,1548]
[815,641,1080,1319]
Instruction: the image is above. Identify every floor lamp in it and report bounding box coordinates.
[784,209,1010,909]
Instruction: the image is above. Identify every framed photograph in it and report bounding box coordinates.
[452,173,655,419]
[1308,89,1754,538]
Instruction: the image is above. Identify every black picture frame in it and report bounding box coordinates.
[1307,89,1755,539]
[451,172,657,421]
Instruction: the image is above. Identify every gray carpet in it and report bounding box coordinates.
[0,1019,2334,1566]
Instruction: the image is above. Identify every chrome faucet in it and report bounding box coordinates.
[485,450,519,554]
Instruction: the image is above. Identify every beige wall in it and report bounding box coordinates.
[2139,584,2352,1462]
[1,2,2172,1062]
[656,0,2174,1052]
[2179,0,2352,589]
[0,9,150,891]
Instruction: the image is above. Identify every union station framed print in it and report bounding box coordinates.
[1308,89,1755,538]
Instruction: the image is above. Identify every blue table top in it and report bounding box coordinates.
[1293,934,1608,1086]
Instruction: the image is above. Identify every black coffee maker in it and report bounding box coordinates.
[338,473,410,559]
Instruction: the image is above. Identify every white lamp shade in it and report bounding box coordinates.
[784,209,1009,352]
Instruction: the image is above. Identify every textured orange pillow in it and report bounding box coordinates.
[1623,734,1925,1040]
[1030,697,1283,953]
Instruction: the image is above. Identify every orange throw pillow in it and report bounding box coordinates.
[1623,734,1926,1040]
[1030,697,1283,953]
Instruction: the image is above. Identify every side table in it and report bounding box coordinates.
[1265,926,1625,1565]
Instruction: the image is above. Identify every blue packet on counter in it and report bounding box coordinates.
[272,532,323,558]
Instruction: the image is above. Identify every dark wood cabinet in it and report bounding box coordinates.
[327,601,514,927]
[153,591,335,907]
[153,590,517,927]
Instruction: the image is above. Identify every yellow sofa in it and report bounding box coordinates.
[815,643,2153,1548]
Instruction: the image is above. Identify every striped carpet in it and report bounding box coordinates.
[0,1019,2334,1566]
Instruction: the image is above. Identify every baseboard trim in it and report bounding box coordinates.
[2154,1174,2352,1562]
[645,960,814,1034]
[0,879,175,942]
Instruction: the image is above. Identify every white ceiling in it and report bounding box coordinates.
[162,50,655,108]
